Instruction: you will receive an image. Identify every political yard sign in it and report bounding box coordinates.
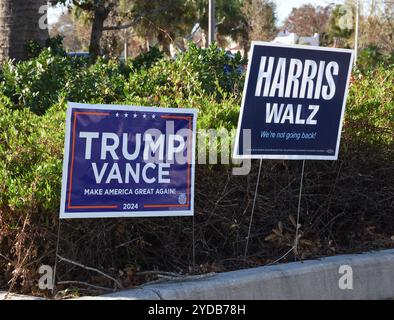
[60,102,197,219]
[233,42,354,160]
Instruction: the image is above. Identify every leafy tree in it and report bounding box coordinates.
[360,1,394,53]
[49,11,91,52]
[51,0,276,59]
[282,4,331,36]
[52,0,119,61]
[327,4,355,47]
[53,0,198,58]
[241,0,277,51]
[124,0,197,55]
[196,0,247,47]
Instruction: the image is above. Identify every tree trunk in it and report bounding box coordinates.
[0,0,48,63]
[157,32,172,56]
[89,5,109,62]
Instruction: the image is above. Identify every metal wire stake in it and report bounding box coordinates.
[52,219,62,296]
[192,214,196,274]
[244,159,263,259]
[294,160,306,260]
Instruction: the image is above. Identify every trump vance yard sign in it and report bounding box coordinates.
[60,102,197,219]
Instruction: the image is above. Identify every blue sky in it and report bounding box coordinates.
[48,0,346,25]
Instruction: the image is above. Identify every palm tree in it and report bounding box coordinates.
[0,0,49,63]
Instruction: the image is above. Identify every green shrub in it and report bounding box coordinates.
[0,101,65,215]
[346,65,394,146]
[0,49,72,114]
[0,49,127,115]
[124,43,245,126]
[65,57,127,104]
[0,44,245,116]
[177,43,246,96]
[26,35,67,60]
[130,46,164,70]
[357,45,394,74]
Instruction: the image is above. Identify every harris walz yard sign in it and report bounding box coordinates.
[234,41,354,160]
[60,102,197,218]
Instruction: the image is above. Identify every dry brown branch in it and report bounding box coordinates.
[0,253,12,263]
[57,255,123,289]
[136,270,181,277]
[157,272,216,282]
[58,281,113,292]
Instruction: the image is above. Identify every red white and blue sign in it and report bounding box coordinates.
[60,102,197,219]
[233,42,354,160]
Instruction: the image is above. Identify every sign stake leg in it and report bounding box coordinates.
[51,219,62,297]
[192,215,196,274]
[244,159,263,259]
[294,160,306,260]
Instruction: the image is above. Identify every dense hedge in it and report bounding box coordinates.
[0,45,393,296]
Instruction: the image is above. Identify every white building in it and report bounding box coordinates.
[273,31,320,46]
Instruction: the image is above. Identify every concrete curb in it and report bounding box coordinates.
[0,292,45,300]
[100,249,394,300]
[2,249,394,300]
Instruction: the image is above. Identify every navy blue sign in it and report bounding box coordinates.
[233,42,354,160]
[60,102,197,218]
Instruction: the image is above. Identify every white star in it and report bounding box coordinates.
[152,114,156,119]
[133,113,137,118]
[143,114,146,119]
[124,113,129,118]
[115,112,119,117]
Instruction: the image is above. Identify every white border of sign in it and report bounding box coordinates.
[233,41,354,160]
[60,102,198,219]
